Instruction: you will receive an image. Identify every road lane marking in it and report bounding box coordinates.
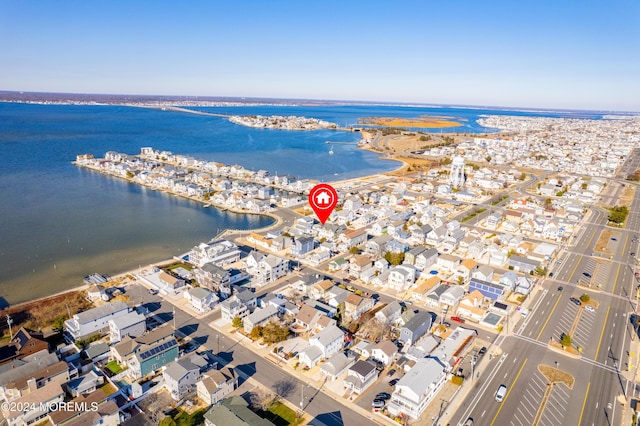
[536,293,563,340]
[595,306,611,359]
[491,358,528,426]
[579,382,591,426]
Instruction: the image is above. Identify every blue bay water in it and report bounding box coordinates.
[0,102,604,304]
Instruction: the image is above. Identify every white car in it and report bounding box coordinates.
[585,305,595,312]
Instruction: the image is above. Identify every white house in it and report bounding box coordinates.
[65,301,130,341]
[387,357,447,419]
[299,325,344,368]
[386,265,416,291]
[163,354,208,400]
[371,340,398,366]
[196,367,238,406]
[344,360,378,394]
[109,311,146,344]
[184,287,219,313]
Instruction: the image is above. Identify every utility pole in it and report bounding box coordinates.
[6,314,13,340]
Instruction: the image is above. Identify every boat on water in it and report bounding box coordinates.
[329,145,334,155]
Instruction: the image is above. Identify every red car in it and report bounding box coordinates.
[451,316,465,323]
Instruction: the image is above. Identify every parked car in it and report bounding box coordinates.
[557,286,563,291]
[570,297,582,306]
[478,346,487,356]
[443,321,452,328]
[585,305,595,312]
[149,288,159,295]
[388,378,399,386]
[549,272,554,277]
[376,392,391,400]
[582,271,592,278]
[451,316,465,323]
[372,399,385,408]
[387,369,396,377]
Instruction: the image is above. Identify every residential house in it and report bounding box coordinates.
[340,228,368,249]
[163,354,209,400]
[185,287,219,313]
[0,359,69,403]
[404,246,427,266]
[411,276,441,303]
[252,254,289,284]
[220,295,249,322]
[47,389,120,426]
[294,304,325,332]
[197,367,238,406]
[344,293,374,321]
[387,357,447,419]
[111,325,179,379]
[425,226,447,247]
[349,254,373,277]
[424,284,448,310]
[236,288,258,312]
[291,236,315,257]
[320,352,356,381]
[64,301,130,341]
[203,395,273,426]
[386,265,417,291]
[509,255,540,273]
[108,311,146,344]
[65,370,104,397]
[375,301,402,325]
[344,360,378,394]
[0,328,49,366]
[415,247,439,271]
[189,240,241,267]
[1,382,64,426]
[298,325,344,368]
[439,285,465,310]
[243,305,279,334]
[195,263,231,293]
[469,278,507,301]
[310,279,335,300]
[515,276,533,294]
[436,254,461,272]
[399,310,432,346]
[456,290,486,322]
[366,235,393,257]
[456,259,478,282]
[472,265,494,282]
[371,340,398,366]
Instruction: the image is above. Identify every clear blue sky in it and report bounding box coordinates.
[1,0,639,111]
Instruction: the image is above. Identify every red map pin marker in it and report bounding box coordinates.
[308,183,338,225]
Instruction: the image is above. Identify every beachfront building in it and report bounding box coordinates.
[189,240,241,268]
[64,301,130,341]
[387,357,447,419]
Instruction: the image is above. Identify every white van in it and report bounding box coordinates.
[495,385,507,402]
[521,308,529,318]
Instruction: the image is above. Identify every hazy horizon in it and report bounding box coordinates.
[1,1,639,112]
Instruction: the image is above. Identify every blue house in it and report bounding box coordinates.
[291,236,315,257]
[112,325,179,380]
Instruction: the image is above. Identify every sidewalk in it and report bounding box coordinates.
[209,318,391,425]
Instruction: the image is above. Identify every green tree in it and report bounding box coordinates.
[349,246,360,255]
[608,205,629,224]
[52,315,66,333]
[485,155,492,162]
[560,333,572,347]
[520,172,527,181]
[232,316,243,328]
[579,293,590,303]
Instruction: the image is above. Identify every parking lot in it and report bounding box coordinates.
[509,370,570,426]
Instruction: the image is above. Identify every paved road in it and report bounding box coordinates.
[128,285,377,426]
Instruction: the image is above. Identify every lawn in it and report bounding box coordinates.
[105,360,126,375]
[256,401,303,426]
